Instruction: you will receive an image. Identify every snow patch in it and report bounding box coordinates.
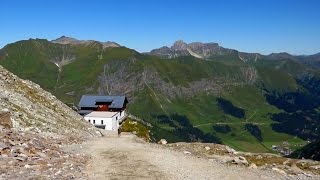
[187,48,203,59]
[54,62,61,72]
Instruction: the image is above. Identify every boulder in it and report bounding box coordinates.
[272,167,286,175]
[249,163,258,169]
[183,151,192,155]
[204,146,211,151]
[231,156,249,166]
[158,139,167,145]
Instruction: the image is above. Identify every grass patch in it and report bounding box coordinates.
[120,118,150,141]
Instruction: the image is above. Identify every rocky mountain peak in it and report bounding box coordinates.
[172,40,188,51]
[102,41,121,48]
[52,36,81,44]
[267,52,295,60]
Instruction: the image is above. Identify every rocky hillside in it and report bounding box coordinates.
[0,65,100,179]
[0,65,99,138]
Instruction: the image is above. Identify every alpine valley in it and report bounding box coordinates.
[1,36,320,154]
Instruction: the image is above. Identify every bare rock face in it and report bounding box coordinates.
[51,36,81,44]
[171,40,188,51]
[149,46,174,58]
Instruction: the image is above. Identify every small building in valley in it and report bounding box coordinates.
[78,95,128,131]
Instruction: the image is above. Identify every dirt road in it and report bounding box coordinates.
[69,133,317,180]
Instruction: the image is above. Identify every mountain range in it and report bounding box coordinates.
[0,36,319,154]
[149,40,320,68]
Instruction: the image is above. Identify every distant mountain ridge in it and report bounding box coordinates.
[150,40,236,59]
[149,40,320,68]
[297,53,320,69]
[52,36,121,48]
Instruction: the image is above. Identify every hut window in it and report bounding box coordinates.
[93,120,95,124]
[88,120,91,123]
[101,120,104,124]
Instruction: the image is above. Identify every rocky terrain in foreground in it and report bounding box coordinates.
[0,65,101,179]
[66,133,320,180]
[164,142,320,177]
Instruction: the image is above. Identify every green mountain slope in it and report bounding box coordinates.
[1,38,319,154]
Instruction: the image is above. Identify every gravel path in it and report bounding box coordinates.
[76,133,301,180]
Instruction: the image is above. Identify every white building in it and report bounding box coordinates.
[84,111,126,131]
[78,95,128,131]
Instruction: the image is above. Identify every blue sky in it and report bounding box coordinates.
[1,0,320,55]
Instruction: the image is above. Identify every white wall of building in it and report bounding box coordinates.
[84,113,119,131]
[118,111,125,122]
[83,110,127,131]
